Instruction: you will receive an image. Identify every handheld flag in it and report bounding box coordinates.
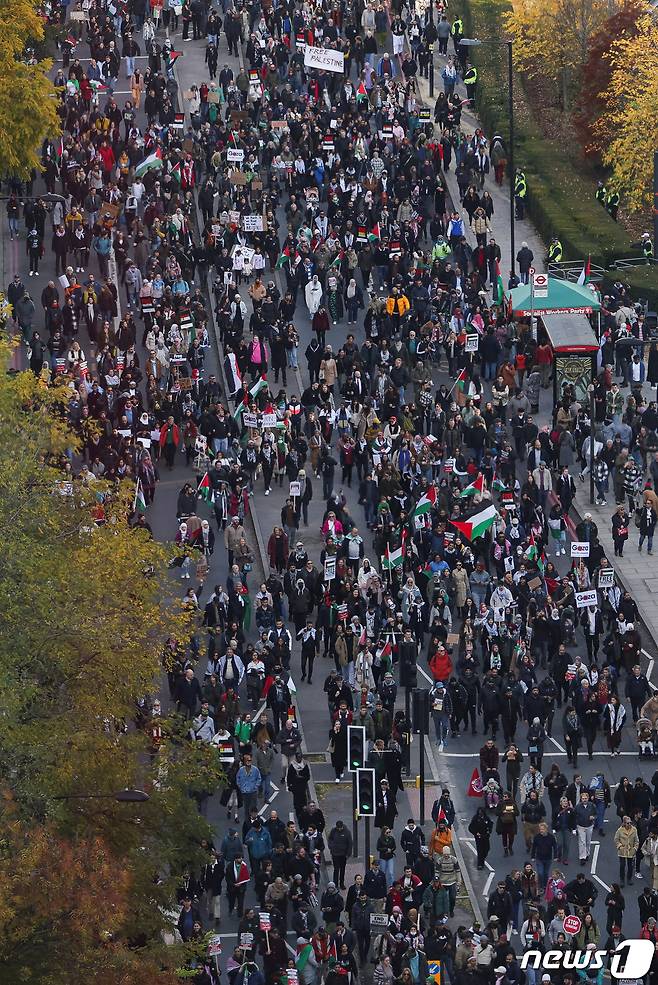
[133,479,146,514]
[452,367,467,394]
[449,503,498,542]
[135,147,163,178]
[459,474,484,498]
[250,376,268,399]
[197,472,213,503]
[382,544,404,569]
[467,767,483,797]
[413,485,437,517]
[577,255,591,286]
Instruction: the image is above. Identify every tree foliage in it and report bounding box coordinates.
[0,342,221,982]
[593,12,658,212]
[504,0,609,110]
[0,0,61,178]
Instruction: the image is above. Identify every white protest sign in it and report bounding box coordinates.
[243,214,264,232]
[262,413,278,427]
[465,334,479,353]
[227,148,244,162]
[243,413,258,429]
[289,481,301,497]
[575,589,598,609]
[208,935,222,957]
[228,209,240,224]
[324,556,336,581]
[598,567,615,588]
[504,555,515,573]
[303,46,345,73]
[570,541,590,558]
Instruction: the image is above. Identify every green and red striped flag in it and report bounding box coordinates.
[492,472,507,493]
[455,367,467,392]
[449,503,498,542]
[197,472,212,503]
[528,532,546,574]
[413,485,437,517]
[460,473,484,498]
[133,479,146,514]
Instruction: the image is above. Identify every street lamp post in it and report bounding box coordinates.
[459,37,515,277]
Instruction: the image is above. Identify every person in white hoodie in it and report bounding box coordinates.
[305,274,323,316]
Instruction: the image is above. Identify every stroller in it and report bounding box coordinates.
[636,717,656,758]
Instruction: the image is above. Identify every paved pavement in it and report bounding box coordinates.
[7,4,658,967]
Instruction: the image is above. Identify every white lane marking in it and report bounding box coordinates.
[593,873,611,892]
[483,871,495,897]
[548,736,566,753]
[590,841,600,875]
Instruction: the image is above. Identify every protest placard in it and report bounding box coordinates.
[303,46,345,73]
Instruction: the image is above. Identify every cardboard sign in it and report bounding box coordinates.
[227,148,244,162]
[570,541,590,558]
[528,576,542,590]
[303,46,345,73]
[243,214,264,232]
[230,110,249,122]
[465,334,479,353]
[324,556,336,581]
[575,589,598,609]
[446,633,460,646]
[370,913,389,928]
[230,170,248,186]
[271,120,289,131]
[598,567,615,588]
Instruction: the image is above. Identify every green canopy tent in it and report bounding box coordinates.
[507,278,601,318]
[506,278,602,405]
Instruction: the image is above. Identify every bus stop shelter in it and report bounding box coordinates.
[507,279,601,404]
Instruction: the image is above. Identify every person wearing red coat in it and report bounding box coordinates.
[159,416,180,469]
[429,647,453,682]
[267,526,289,574]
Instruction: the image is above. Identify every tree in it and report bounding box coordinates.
[0,343,222,980]
[0,0,61,179]
[573,0,643,159]
[594,13,658,212]
[505,0,609,111]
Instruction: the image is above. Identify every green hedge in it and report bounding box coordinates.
[458,0,636,268]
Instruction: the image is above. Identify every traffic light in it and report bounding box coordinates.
[356,768,375,816]
[347,725,366,772]
[412,688,430,734]
[400,658,417,689]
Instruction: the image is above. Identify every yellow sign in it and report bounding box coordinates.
[428,961,442,985]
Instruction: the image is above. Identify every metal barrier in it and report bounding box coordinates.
[548,261,605,282]
[609,256,658,269]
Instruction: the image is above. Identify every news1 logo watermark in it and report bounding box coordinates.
[520,940,655,980]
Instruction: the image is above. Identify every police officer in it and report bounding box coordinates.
[595,181,607,206]
[605,188,620,221]
[451,16,463,55]
[463,62,478,101]
[547,237,563,265]
[641,232,654,261]
[514,168,527,220]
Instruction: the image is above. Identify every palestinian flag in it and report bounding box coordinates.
[197,472,213,503]
[357,81,368,102]
[382,544,404,570]
[577,255,591,286]
[250,376,268,399]
[233,397,248,422]
[527,532,546,574]
[455,367,467,392]
[133,479,146,514]
[169,161,182,186]
[368,223,381,242]
[376,641,393,664]
[492,472,507,493]
[413,485,437,517]
[135,147,163,178]
[165,50,183,70]
[89,79,108,93]
[329,248,345,269]
[495,259,504,305]
[460,473,484,498]
[275,246,291,269]
[449,503,498,542]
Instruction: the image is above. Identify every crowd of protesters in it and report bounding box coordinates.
[6,0,658,983]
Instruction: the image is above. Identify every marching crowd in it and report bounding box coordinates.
[5,0,658,983]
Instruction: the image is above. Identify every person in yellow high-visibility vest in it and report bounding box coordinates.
[547,238,563,264]
[463,63,478,102]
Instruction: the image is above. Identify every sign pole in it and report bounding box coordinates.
[419,727,426,825]
[352,772,359,858]
[365,815,371,867]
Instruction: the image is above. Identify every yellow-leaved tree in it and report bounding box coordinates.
[594,13,658,213]
[504,0,610,111]
[0,340,223,983]
[0,0,61,178]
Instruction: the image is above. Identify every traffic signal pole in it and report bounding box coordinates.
[419,729,426,825]
[365,816,371,867]
[352,772,359,858]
